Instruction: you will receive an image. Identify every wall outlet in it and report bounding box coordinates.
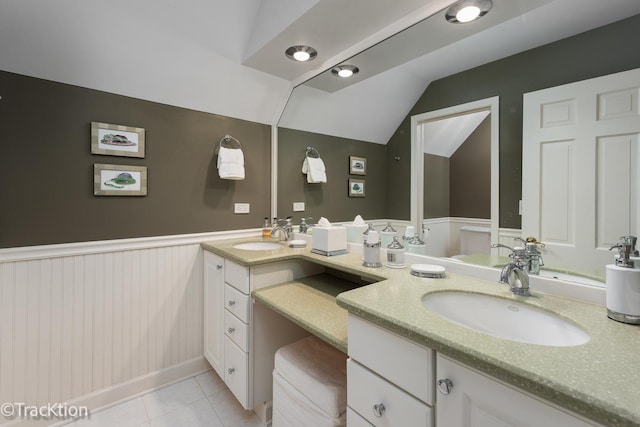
[293,202,305,212]
[518,200,523,215]
[234,203,250,214]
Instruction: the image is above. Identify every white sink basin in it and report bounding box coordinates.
[422,291,590,347]
[232,242,283,251]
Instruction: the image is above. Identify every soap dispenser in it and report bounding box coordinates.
[406,233,426,255]
[606,236,640,324]
[362,223,375,245]
[363,230,382,268]
[386,236,406,269]
[380,222,397,248]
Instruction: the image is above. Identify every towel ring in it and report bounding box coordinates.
[305,146,320,158]
[217,134,242,153]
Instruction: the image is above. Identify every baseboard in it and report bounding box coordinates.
[6,357,210,427]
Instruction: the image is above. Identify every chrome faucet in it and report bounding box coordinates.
[271,217,293,241]
[299,217,314,234]
[491,243,530,295]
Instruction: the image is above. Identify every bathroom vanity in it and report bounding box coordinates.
[202,238,640,427]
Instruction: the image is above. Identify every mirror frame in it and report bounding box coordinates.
[411,96,500,246]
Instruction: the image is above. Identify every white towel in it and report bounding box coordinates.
[302,156,327,183]
[217,147,245,180]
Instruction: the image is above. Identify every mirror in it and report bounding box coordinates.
[276,1,639,287]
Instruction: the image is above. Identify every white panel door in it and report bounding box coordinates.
[522,68,640,278]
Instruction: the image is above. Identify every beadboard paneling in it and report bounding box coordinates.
[0,242,204,424]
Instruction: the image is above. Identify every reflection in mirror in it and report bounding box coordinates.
[411,97,499,259]
[276,1,640,289]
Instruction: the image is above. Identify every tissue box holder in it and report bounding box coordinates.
[312,226,347,256]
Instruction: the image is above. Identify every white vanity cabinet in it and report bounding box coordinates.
[203,250,322,417]
[436,354,598,427]
[347,314,600,427]
[347,315,435,427]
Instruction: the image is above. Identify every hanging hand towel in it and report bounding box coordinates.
[302,156,327,183]
[217,146,245,180]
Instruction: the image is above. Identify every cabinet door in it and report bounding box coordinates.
[436,354,595,427]
[203,251,225,378]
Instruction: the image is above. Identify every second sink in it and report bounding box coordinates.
[232,242,283,251]
[422,291,590,347]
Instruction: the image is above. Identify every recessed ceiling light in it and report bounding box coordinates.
[331,65,359,78]
[285,45,318,62]
[446,0,492,24]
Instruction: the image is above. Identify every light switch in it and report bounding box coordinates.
[234,203,250,214]
[293,202,305,212]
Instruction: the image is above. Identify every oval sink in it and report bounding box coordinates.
[422,291,590,347]
[232,242,283,251]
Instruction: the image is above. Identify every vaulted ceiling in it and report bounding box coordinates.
[1,0,639,144]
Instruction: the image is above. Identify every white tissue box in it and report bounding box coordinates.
[346,224,368,243]
[312,226,347,253]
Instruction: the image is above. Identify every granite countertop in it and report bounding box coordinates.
[202,238,640,427]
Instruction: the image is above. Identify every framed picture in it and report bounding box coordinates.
[91,122,145,158]
[349,156,366,175]
[348,179,365,197]
[94,164,147,196]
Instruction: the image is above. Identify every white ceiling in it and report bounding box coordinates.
[1,0,639,143]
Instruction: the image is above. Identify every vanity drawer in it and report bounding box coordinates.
[347,359,433,427]
[348,315,434,405]
[224,336,249,409]
[225,259,250,293]
[224,283,250,323]
[224,309,248,351]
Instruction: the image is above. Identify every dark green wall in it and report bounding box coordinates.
[387,13,640,227]
[277,128,387,223]
[0,71,271,248]
[450,115,491,218]
[424,154,449,218]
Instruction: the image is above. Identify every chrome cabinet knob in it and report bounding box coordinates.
[228,367,235,375]
[216,264,223,270]
[437,378,453,395]
[227,327,235,334]
[228,300,236,307]
[372,403,385,418]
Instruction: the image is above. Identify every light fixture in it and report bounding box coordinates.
[331,65,359,78]
[285,45,318,62]
[446,0,492,24]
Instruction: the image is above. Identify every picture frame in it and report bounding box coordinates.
[91,122,145,158]
[94,164,147,196]
[348,179,365,197]
[349,156,366,175]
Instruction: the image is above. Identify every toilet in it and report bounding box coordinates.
[452,225,491,258]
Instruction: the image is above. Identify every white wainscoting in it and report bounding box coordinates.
[0,230,259,426]
[422,217,492,257]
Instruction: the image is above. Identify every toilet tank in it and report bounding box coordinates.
[459,226,491,255]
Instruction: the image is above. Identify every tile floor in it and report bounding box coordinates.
[65,371,264,427]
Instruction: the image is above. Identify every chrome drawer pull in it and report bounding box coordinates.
[372,403,385,418]
[228,367,235,375]
[227,327,235,334]
[437,378,453,395]
[228,300,236,307]
[216,264,223,270]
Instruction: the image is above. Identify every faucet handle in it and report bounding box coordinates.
[491,243,514,252]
